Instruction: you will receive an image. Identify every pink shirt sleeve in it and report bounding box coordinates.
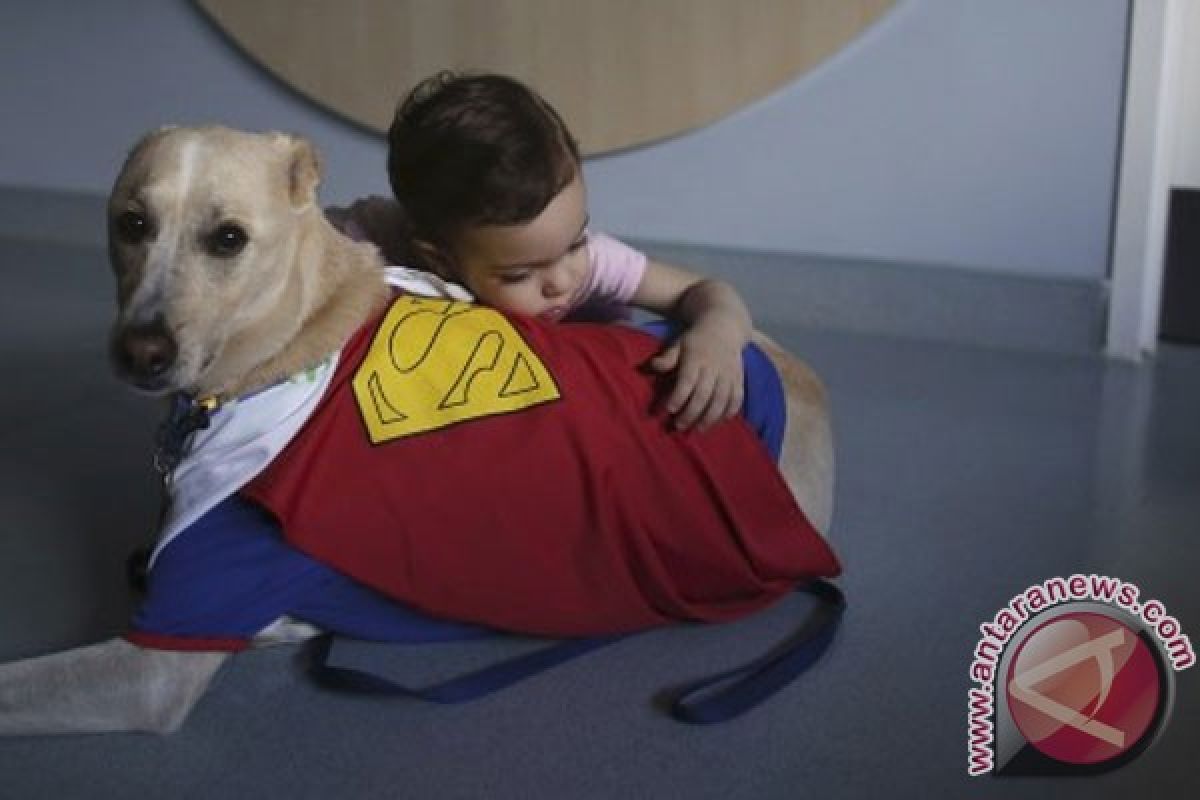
[570,232,647,320]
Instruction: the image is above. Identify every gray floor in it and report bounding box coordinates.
[0,235,1197,798]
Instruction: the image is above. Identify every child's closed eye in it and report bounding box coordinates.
[497,269,533,285]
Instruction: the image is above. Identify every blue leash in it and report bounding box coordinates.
[666,579,845,724]
[309,633,627,704]
[307,580,844,723]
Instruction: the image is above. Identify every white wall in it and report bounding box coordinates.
[586,0,1129,280]
[1105,0,1192,359]
[0,0,1128,281]
[0,0,391,204]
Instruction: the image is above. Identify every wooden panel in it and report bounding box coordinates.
[196,0,894,155]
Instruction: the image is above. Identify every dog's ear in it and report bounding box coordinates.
[271,133,322,211]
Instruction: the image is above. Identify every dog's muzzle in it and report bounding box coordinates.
[112,318,179,391]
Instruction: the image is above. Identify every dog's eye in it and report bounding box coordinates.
[114,211,151,244]
[206,223,248,258]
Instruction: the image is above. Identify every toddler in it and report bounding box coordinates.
[335,72,755,431]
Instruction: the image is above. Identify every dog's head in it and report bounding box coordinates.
[107,125,322,395]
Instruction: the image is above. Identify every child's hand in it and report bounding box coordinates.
[648,317,745,431]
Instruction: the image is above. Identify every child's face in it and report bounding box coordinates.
[446,174,590,320]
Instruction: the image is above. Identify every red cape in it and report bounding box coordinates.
[243,295,840,636]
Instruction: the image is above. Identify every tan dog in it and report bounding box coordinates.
[0,126,833,736]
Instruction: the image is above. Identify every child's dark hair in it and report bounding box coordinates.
[387,72,581,253]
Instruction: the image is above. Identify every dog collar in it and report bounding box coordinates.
[152,361,330,481]
[154,394,220,479]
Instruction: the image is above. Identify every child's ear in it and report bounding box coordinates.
[414,239,455,279]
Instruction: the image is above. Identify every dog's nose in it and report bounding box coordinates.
[114,321,178,384]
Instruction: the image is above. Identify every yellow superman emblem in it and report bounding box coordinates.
[352,296,560,443]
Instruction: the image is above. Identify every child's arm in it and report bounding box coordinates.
[631,260,753,431]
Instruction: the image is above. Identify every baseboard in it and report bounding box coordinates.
[630,239,1107,356]
[0,186,1107,355]
[0,185,109,248]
